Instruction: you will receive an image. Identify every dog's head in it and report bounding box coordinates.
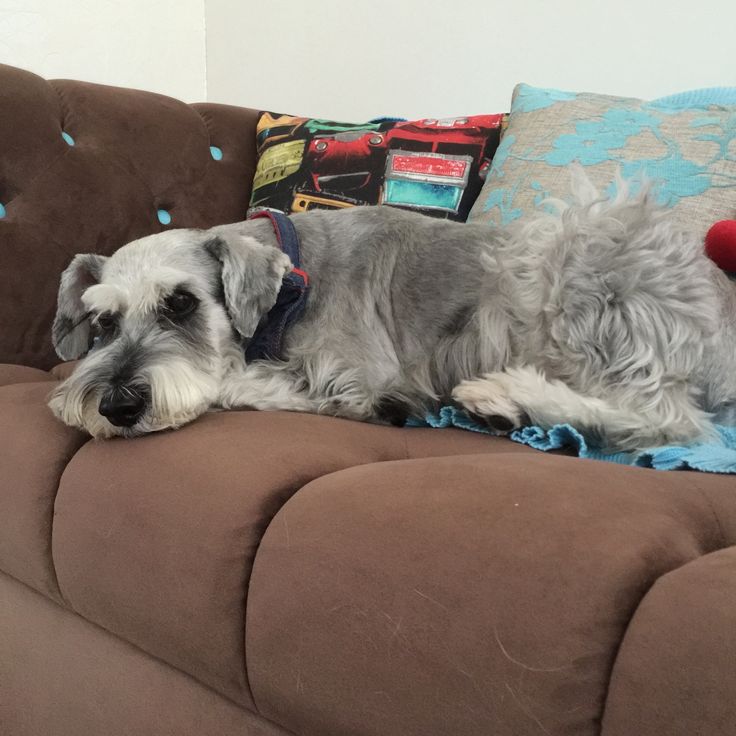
[49,224,291,437]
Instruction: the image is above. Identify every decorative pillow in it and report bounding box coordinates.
[249,112,505,221]
[468,84,736,240]
[654,87,736,107]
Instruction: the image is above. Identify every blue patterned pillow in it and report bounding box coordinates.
[654,87,736,107]
[468,84,736,239]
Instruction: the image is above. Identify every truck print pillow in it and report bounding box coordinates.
[248,111,505,222]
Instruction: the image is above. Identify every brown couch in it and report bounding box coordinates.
[1,62,736,736]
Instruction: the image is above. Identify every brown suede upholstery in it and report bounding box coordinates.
[0,63,259,370]
[245,455,736,736]
[602,546,736,736]
[0,571,292,736]
[2,64,736,736]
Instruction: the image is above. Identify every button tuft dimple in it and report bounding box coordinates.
[61,131,75,146]
[157,209,172,225]
[210,146,223,161]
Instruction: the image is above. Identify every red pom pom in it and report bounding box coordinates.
[705,220,736,273]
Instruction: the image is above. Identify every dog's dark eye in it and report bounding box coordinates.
[96,313,116,332]
[89,312,117,349]
[163,290,198,319]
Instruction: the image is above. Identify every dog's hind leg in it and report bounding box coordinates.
[452,365,715,452]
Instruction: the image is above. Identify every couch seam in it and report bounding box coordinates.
[691,479,729,550]
[189,103,259,208]
[48,435,92,607]
[598,479,729,735]
[49,80,71,128]
[597,541,729,736]
[0,570,297,736]
[85,144,164,213]
[2,80,70,210]
[597,573,662,736]
[187,105,216,183]
[239,477,315,708]
[190,101,269,208]
[241,450,527,716]
[241,452,406,716]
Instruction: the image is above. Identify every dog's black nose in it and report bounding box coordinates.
[99,386,147,427]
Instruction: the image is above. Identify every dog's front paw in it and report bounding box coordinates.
[452,373,526,432]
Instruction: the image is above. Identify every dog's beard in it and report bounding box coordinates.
[141,359,220,433]
[49,357,221,438]
[48,350,115,438]
[49,379,122,439]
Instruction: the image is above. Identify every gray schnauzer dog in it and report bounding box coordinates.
[49,175,736,451]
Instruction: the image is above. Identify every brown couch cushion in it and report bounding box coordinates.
[0,63,259,370]
[602,546,736,736]
[42,396,523,708]
[245,454,736,736]
[0,571,291,736]
[0,379,87,602]
[3,369,736,734]
[0,364,55,386]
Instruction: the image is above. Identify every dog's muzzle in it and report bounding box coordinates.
[98,384,148,427]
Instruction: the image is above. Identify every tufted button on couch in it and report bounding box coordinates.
[2,63,736,736]
[0,63,258,369]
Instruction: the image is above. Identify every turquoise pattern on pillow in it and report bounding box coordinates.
[468,84,736,237]
[512,85,577,113]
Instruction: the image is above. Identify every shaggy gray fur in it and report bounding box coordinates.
[49,174,736,451]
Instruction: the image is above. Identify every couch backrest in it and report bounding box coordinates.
[0,63,259,369]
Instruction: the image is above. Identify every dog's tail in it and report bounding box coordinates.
[536,163,661,221]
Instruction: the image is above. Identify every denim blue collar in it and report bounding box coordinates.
[244,211,310,362]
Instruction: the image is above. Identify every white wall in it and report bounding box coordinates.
[205,0,736,119]
[2,1,734,115]
[0,0,206,102]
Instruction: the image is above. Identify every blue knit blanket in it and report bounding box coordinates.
[408,407,736,474]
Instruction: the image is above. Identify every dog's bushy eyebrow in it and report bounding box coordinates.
[90,309,119,319]
[157,283,196,302]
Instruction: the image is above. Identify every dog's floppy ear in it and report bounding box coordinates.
[204,234,291,338]
[52,253,107,360]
